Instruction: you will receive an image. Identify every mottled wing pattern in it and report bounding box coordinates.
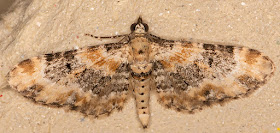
[152,40,275,112]
[8,43,130,117]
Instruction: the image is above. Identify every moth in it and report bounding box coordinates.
[8,17,275,128]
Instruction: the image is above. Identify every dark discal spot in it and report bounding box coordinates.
[203,44,215,51]
[66,63,71,70]
[238,74,264,90]
[141,100,144,102]
[138,50,144,54]
[44,56,84,82]
[140,93,144,95]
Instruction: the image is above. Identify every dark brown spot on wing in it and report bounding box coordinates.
[21,84,44,98]
[238,74,264,90]
[225,46,234,53]
[18,59,35,75]
[203,44,215,51]
[45,52,62,62]
[216,45,235,54]
[198,84,227,100]
[245,49,261,65]
[63,50,77,60]
[104,43,123,51]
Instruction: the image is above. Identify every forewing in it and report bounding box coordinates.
[8,43,130,117]
[152,40,275,112]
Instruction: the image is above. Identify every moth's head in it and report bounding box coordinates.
[130,17,149,33]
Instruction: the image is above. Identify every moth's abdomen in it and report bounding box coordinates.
[130,63,153,128]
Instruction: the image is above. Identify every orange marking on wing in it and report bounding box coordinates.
[169,54,186,63]
[160,60,173,69]
[245,49,261,65]
[80,49,104,64]
[168,45,196,64]
[106,59,120,72]
[17,59,35,75]
[94,58,106,67]
[79,48,121,73]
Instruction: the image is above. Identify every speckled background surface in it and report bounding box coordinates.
[0,0,279,132]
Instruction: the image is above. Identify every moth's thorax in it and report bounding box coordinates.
[129,37,151,63]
